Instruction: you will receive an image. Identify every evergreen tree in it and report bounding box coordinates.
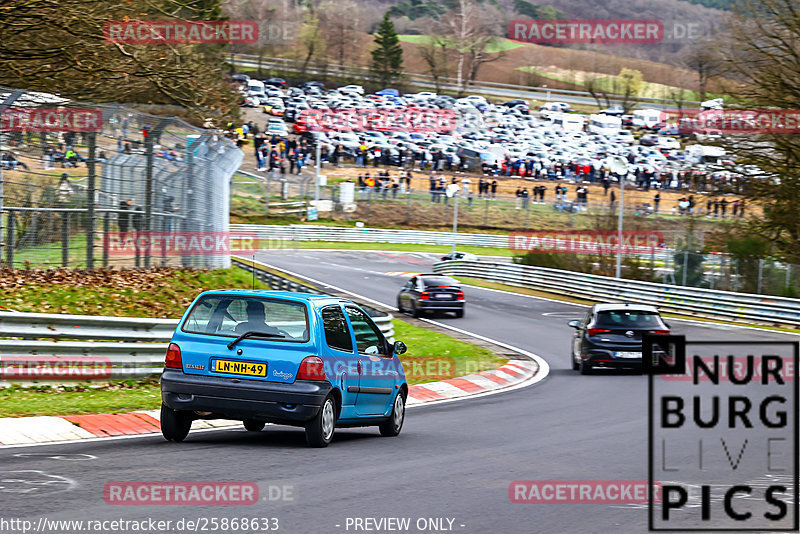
[371,12,404,86]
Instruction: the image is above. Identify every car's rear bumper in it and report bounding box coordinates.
[583,348,642,367]
[418,300,464,311]
[161,369,332,425]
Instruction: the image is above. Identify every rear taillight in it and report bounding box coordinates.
[297,356,326,381]
[419,291,430,300]
[587,328,611,336]
[165,343,182,369]
[456,291,464,300]
[649,330,670,335]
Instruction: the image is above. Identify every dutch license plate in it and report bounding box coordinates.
[434,293,453,299]
[615,351,642,359]
[213,359,267,377]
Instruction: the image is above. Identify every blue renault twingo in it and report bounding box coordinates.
[160,290,408,447]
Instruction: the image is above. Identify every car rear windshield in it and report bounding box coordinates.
[421,276,459,287]
[182,295,309,342]
[594,310,664,329]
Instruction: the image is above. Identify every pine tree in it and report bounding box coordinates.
[370,12,404,87]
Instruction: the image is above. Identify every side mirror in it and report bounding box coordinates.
[393,341,407,355]
[567,320,580,329]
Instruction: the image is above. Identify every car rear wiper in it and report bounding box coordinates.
[227,331,285,350]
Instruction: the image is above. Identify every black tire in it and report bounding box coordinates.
[572,353,580,371]
[305,395,336,448]
[454,309,464,318]
[411,302,420,318]
[396,297,405,314]
[243,419,265,432]
[160,404,192,442]
[379,391,406,437]
[579,357,593,375]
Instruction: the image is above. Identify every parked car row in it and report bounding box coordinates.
[233,75,749,181]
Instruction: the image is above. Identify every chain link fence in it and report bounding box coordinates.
[1,86,242,269]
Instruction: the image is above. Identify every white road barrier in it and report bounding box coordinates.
[433,260,800,327]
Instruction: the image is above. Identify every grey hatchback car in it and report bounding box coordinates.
[568,303,670,374]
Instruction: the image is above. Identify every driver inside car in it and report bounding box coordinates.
[235,300,284,336]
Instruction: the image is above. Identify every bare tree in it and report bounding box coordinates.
[318,0,362,67]
[714,0,800,263]
[297,10,326,74]
[417,36,451,92]
[439,0,505,95]
[0,0,239,123]
[683,40,724,102]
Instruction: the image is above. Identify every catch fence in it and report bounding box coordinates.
[0,86,242,269]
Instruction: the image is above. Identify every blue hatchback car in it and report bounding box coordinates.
[160,290,408,447]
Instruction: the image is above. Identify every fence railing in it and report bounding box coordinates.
[0,267,394,384]
[433,260,800,328]
[232,54,698,107]
[233,223,509,248]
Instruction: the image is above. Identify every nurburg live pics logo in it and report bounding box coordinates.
[645,335,799,531]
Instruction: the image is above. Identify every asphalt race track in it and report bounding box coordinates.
[2,249,796,534]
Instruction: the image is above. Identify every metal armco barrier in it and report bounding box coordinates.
[0,312,177,341]
[0,267,394,384]
[232,223,509,248]
[433,260,800,327]
[233,224,676,261]
[231,54,697,107]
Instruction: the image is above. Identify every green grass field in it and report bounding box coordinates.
[399,35,525,54]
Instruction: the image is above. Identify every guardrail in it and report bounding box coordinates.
[232,223,509,248]
[232,54,697,107]
[231,224,676,262]
[433,260,800,328]
[0,266,394,385]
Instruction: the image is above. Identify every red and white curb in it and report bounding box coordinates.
[0,360,539,447]
[406,360,538,405]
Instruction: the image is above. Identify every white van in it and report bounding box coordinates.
[632,108,662,130]
[551,113,586,133]
[588,114,622,136]
[685,144,725,164]
[247,80,266,97]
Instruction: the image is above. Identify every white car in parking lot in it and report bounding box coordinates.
[657,136,681,150]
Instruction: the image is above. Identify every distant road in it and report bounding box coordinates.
[231,54,691,110]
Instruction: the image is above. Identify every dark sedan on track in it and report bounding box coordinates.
[397,274,465,318]
[568,303,670,374]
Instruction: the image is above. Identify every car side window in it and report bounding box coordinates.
[321,305,353,353]
[344,306,386,356]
